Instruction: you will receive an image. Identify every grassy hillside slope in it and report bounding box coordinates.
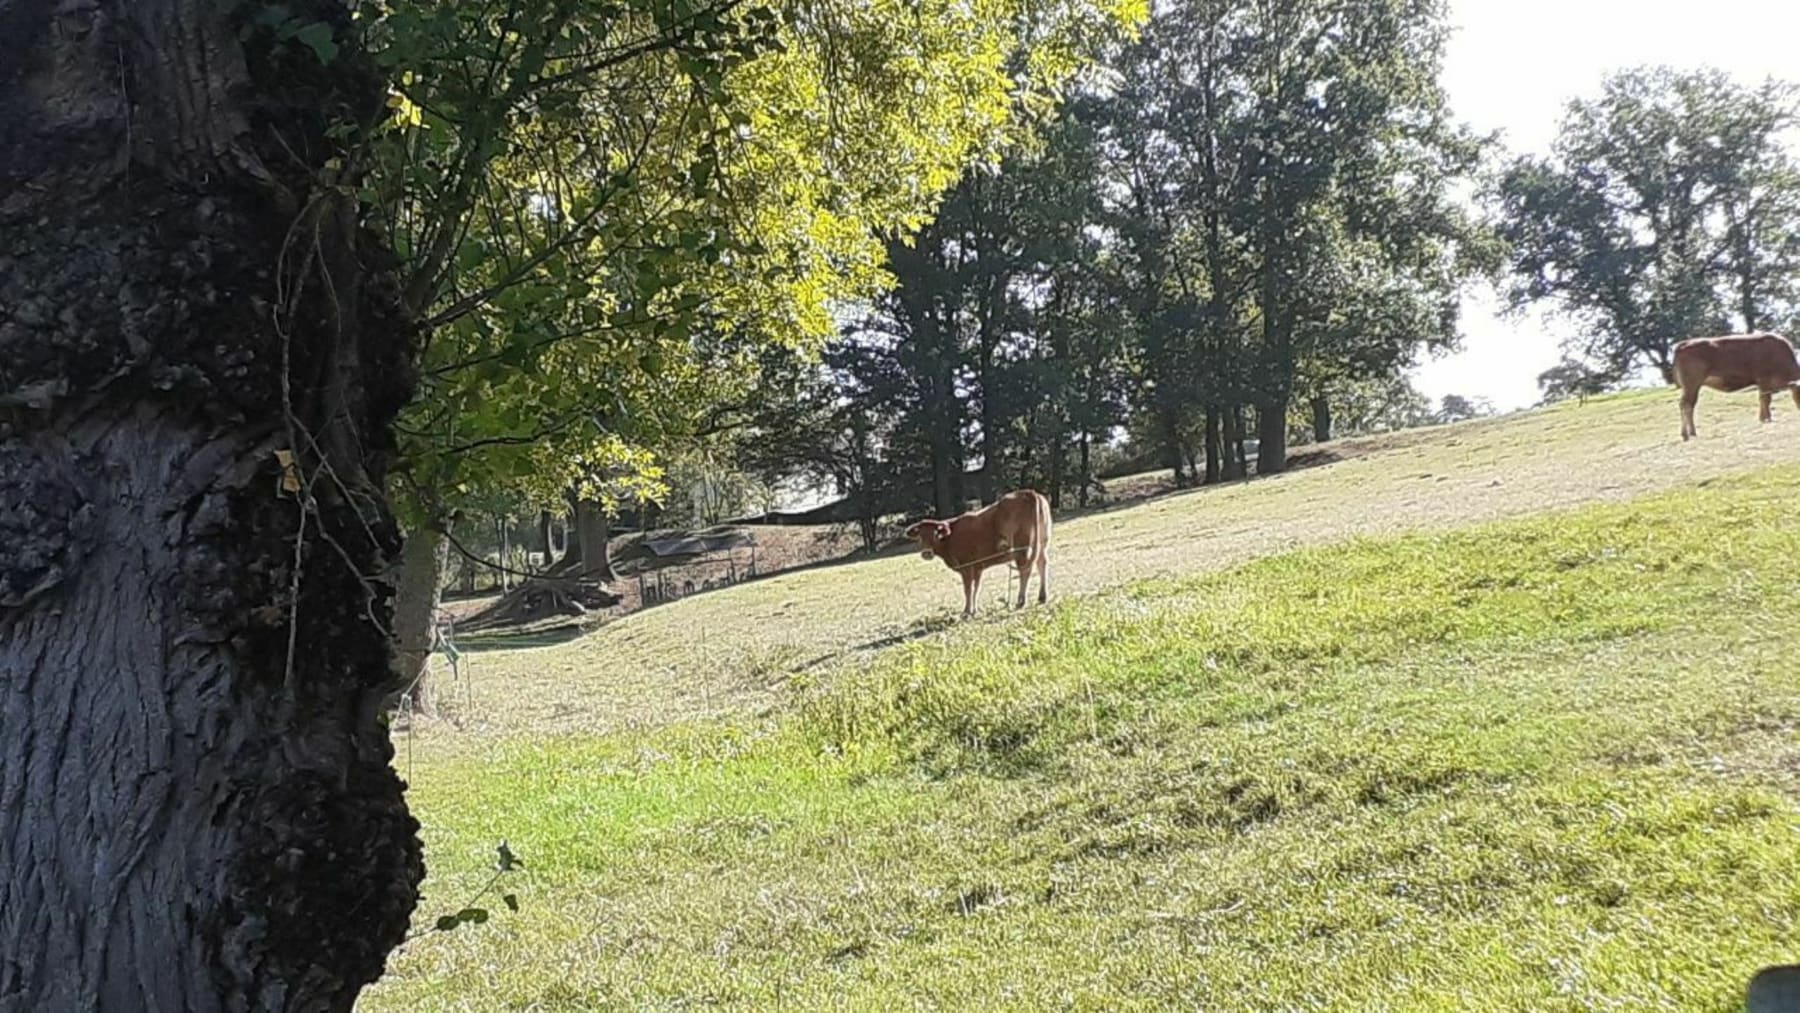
[415,391,1800,743]
[367,390,1800,1010]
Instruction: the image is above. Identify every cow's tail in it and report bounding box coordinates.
[1035,491,1051,561]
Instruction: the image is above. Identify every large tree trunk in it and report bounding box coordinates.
[391,529,448,718]
[0,2,422,1008]
[576,499,615,581]
[1311,395,1332,443]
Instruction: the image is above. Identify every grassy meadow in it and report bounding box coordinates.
[363,390,1800,1010]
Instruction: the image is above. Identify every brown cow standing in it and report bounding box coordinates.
[1673,332,1800,440]
[905,489,1052,617]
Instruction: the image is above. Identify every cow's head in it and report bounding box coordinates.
[904,519,951,559]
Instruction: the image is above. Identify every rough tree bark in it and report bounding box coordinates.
[390,529,448,717]
[1311,395,1332,444]
[575,498,614,581]
[0,2,421,1008]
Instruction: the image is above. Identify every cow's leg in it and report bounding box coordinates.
[1761,388,1774,423]
[1791,385,1800,414]
[1680,385,1699,440]
[965,570,982,617]
[1037,549,1049,604]
[1014,555,1030,609]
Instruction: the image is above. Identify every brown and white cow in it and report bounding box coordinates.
[1673,332,1800,440]
[904,489,1052,617]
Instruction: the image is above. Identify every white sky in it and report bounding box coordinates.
[1409,0,1800,411]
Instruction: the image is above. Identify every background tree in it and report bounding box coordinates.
[1497,67,1800,389]
[1092,0,1486,478]
[377,0,1148,708]
[1434,392,1495,424]
[1536,357,1616,405]
[725,0,1489,523]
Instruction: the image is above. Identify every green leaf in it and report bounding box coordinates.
[458,907,490,924]
[434,915,461,932]
[503,893,520,912]
[293,22,339,65]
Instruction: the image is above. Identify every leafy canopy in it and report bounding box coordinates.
[326,0,1143,524]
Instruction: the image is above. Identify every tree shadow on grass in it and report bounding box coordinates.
[452,623,593,653]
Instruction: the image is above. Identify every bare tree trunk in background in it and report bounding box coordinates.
[1078,432,1092,508]
[538,509,554,568]
[856,485,880,552]
[1223,406,1247,480]
[1256,399,1289,474]
[0,2,422,1006]
[496,516,511,591]
[931,445,957,518]
[1204,406,1223,484]
[977,274,1005,504]
[391,529,448,717]
[558,499,582,568]
[1161,409,1189,488]
[1311,395,1332,443]
[576,499,615,581]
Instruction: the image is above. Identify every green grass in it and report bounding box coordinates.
[403,389,1800,748]
[365,460,1800,1011]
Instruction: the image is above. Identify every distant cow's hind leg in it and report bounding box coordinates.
[1013,554,1029,609]
[1036,550,1049,604]
[1761,388,1775,423]
[1680,385,1699,440]
[962,571,977,617]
